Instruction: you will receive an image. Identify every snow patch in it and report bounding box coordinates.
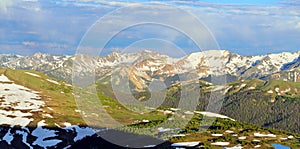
[275,87,280,92]
[43,113,53,118]
[225,130,234,133]
[0,74,13,82]
[281,88,291,94]
[194,111,235,121]
[171,141,200,147]
[238,136,246,140]
[63,122,72,127]
[248,86,255,90]
[144,145,156,148]
[158,127,171,133]
[25,72,41,78]
[47,107,54,111]
[238,83,247,90]
[254,132,276,138]
[184,111,194,115]
[0,75,44,126]
[254,145,261,148]
[46,79,60,85]
[37,120,47,127]
[211,142,230,146]
[212,134,223,137]
[212,85,227,92]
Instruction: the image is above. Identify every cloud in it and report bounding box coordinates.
[278,0,300,6]
[0,0,14,13]
[181,2,300,55]
[23,0,38,2]
[22,41,36,46]
[296,22,300,29]
[1,0,300,56]
[0,42,75,55]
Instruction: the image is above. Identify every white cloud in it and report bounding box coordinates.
[296,22,300,29]
[1,0,300,56]
[23,0,38,2]
[0,0,14,13]
[22,41,36,46]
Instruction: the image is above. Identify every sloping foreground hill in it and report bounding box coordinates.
[163,79,300,134]
[97,78,300,134]
[0,68,299,148]
[91,80,300,148]
[0,68,95,148]
[0,68,169,148]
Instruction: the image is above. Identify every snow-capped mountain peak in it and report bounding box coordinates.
[1,50,299,90]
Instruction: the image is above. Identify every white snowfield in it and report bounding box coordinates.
[194,111,236,121]
[0,74,13,82]
[0,74,96,148]
[0,74,44,126]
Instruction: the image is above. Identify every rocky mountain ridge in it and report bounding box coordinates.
[1,50,299,90]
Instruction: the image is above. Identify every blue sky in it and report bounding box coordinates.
[200,0,278,5]
[0,0,300,56]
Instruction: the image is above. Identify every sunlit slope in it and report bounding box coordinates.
[96,76,300,134]
[0,68,84,127]
[1,68,166,127]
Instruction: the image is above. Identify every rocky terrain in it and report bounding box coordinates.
[1,50,299,91]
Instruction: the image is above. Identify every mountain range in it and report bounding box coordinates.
[1,50,299,91]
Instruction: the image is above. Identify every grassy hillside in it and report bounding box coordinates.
[1,68,166,127]
[227,79,300,98]
[1,68,84,127]
[96,77,300,134]
[169,116,299,149]
[1,68,299,148]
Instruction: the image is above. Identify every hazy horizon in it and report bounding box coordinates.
[1,49,300,58]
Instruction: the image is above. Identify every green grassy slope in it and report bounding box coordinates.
[96,77,300,134]
[1,68,84,127]
[1,68,299,148]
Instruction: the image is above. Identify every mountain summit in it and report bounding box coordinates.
[1,50,299,90]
